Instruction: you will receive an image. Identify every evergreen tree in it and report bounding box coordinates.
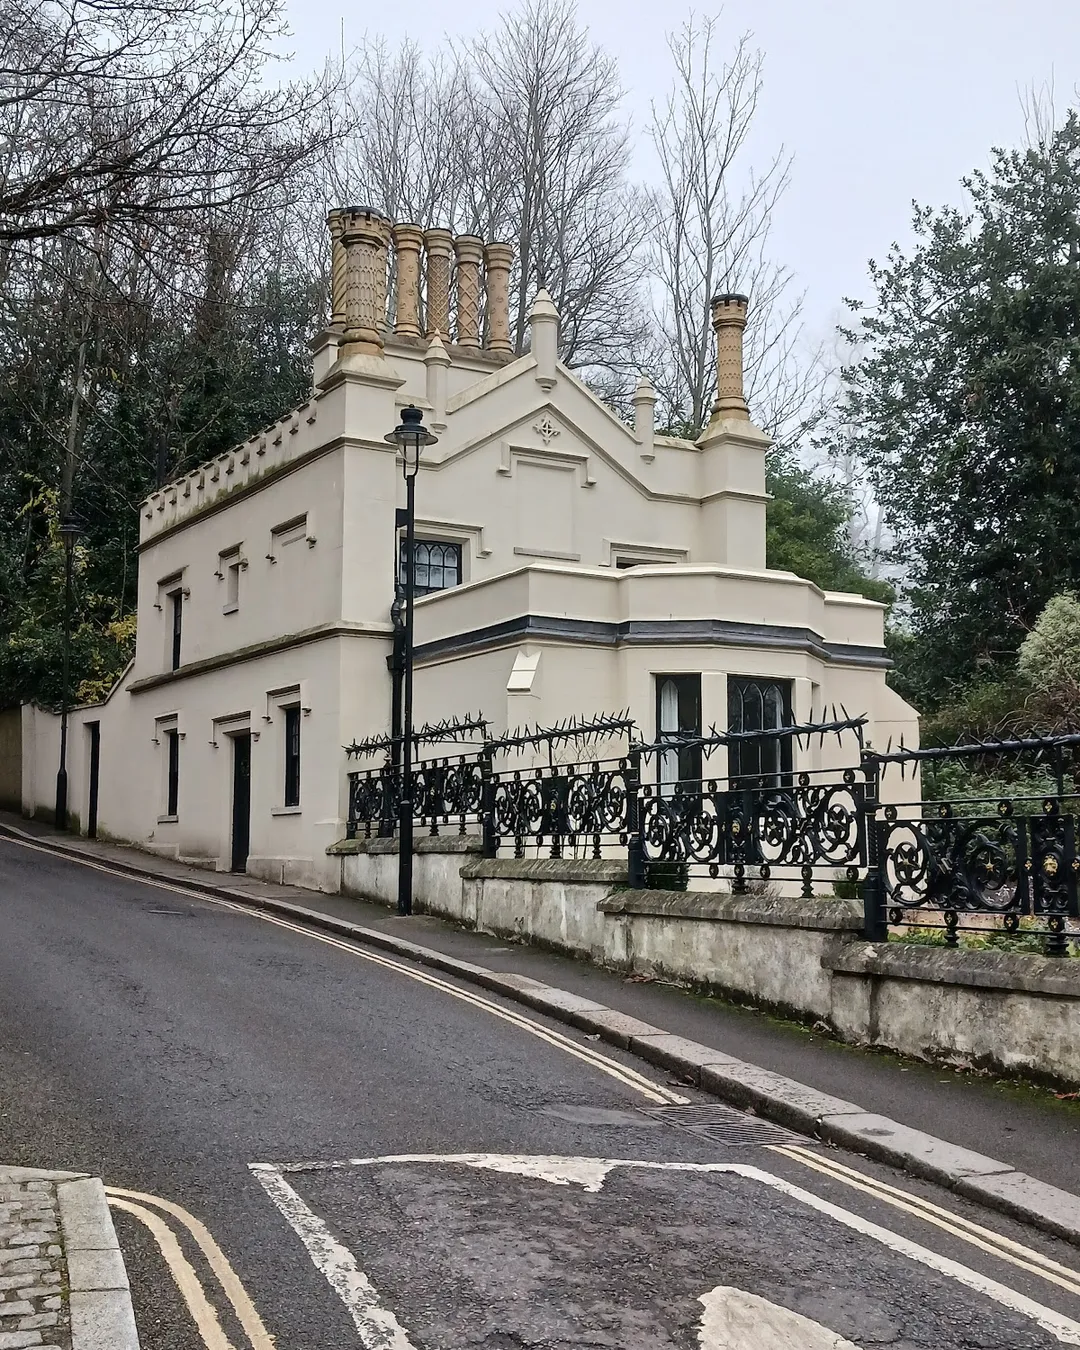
[843,112,1080,703]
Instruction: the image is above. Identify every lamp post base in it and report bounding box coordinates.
[55,769,68,832]
[397,806,413,915]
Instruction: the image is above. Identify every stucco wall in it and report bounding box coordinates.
[828,943,1080,1088]
[334,835,484,914]
[22,634,369,891]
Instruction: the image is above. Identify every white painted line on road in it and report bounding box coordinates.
[253,1152,621,1189]
[106,1186,275,1350]
[698,1286,861,1348]
[770,1143,1080,1298]
[1,834,688,1107]
[252,1164,418,1350]
[108,1196,238,1350]
[251,1154,1080,1345]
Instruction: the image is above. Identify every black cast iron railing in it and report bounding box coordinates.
[488,756,635,860]
[347,752,485,839]
[639,765,866,897]
[875,793,1080,957]
[344,715,1080,955]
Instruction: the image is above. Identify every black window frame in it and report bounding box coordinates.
[727,676,794,787]
[399,538,462,597]
[655,673,702,790]
[169,590,183,670]
[165,728,179,817]
[284,705,301,808]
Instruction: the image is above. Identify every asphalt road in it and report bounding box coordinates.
[4,835,1080,1349]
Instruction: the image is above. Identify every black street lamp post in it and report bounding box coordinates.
[385,406,437,916]
[55,516,82,830]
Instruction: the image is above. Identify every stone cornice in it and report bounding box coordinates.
[126,621,390,692]
[410,613,891,669]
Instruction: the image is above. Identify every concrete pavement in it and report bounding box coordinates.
[4,826,1080,1348]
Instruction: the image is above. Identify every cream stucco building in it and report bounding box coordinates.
[15,209,918,891]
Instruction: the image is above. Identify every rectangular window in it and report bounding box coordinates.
[727,677,793,786]
[225,558,240,610]
[399,539,462,596]
[655,674,702,792]
[165,729,179,816]
[284,705,301,808]
[170,591,183,670]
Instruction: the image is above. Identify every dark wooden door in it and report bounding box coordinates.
[87,722,100,839]
[231,732,251,873]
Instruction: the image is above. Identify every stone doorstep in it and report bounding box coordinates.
[7,819,1080,1253]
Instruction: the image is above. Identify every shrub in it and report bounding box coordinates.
[1018,592,1080,700]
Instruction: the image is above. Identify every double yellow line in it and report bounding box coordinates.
[105,1187,273,1350]
[203,894,691,1107]
[4,833,688,1107]
[772,1144,1080,1298]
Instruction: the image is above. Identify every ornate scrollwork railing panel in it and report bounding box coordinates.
[880,801,1023,919]
[490,759,632,859]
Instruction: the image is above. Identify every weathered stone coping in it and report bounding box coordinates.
[328,834,483,856]
[600,888,862,932]
[460,857,628,885]
[828,941,1080,998]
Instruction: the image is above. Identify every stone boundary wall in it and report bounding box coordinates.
[331,838,1080,1089]
[0,706,22,812]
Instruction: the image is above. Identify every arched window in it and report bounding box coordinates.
[727,677,793,786]
[399,539,463,595]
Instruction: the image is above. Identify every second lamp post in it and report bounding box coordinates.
[385,405,438,916]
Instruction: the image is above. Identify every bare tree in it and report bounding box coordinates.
[320,0,650,385]
[0,0,338,246]
[646,15,825,446]
[467,0,647,368]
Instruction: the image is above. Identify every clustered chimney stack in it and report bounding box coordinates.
[453,235,484,347]
[424,228,454,339]
[392,223,424,339]
[339,208,392,356]
[709,293,750,421]
[327,208,347,330]
[323,210,515,360]
[484,243,514,353]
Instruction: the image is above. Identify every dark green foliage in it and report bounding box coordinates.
[0,255,320,709]
[843,113,1080,706]
[765,456,893,604]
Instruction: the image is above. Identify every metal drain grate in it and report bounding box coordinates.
[637,1102,799,1147]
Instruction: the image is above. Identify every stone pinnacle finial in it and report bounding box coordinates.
[529,289,559,390]
[634,373,656,461]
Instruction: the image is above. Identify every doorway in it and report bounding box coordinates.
[86,722,100,838]
[231,732,251,872]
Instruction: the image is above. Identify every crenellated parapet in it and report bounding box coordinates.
[139,400,322,544]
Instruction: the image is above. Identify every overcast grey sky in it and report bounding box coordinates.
[280,0,1080,347]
